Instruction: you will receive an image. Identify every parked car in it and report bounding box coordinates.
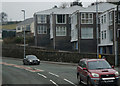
[23,55,40,65]
[77,59,119,86]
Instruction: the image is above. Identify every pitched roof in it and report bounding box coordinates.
[35,7,59,15]
[35,6,84,15]
[79,2,116,13]
[17,18,33,26]
[54,6,84,14]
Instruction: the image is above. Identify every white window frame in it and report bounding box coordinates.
[109,12,113,25]
[104,14,106,23]
[37,25,47,34]
[56,14,66,24]
[56,26,66,36]
[118,12,120,24]
[81,27,93,39]
[37,15,47,24]
[81,13,93,24]
[104,30,106,39]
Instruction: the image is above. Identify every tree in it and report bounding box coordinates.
[59,2,69,8]
[70,0,83,7]
[0,12,8,24]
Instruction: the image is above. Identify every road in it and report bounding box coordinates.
[1,57,120,86]
[1,58,80,86]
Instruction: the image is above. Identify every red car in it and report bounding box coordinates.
[77,59,119,86]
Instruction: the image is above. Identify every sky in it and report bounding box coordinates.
[0,0,106,21]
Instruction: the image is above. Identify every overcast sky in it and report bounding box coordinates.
[1,0,106,21]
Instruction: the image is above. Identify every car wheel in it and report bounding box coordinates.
[87,78,93,86]
[77,73,81,84]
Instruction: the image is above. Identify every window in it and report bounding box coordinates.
[37,25,47,34]
[109,12,113,25]
[56,26,66,36]
[104,14,106,23]
[101,31,103,39]
[56,14,66,24]
[17,27,21,30]
[104,30,106,39]
[81,27,93,39]
[118,29,120,37]
[101,16,103,24]
[79,61,87,68]
[118,12,120,24]
[81,13,93,24]
[37,15,47,23]
[26,25,30,31]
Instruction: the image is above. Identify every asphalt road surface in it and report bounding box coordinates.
[1,57,120,86]
[1,58,81,86]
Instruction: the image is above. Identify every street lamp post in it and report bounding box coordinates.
[21,10,25,58]
[96,0,99,58]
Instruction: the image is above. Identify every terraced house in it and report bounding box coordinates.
[34,6,59,47]
[34,4,84,50]
[71,2,116,53]
[99,3,120,54]
[50,6,84,50]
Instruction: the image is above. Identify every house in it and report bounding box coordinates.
[71,2,116,53]
[34,6,59,47]
[99,4,120,54]
[16,18,34,37]
[50,6,84,50]
[34,5,84,50]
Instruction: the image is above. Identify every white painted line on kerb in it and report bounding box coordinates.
[64,78,77,86]
[49,72,59,77]
[50,80,58,86]
[37,73,47,79]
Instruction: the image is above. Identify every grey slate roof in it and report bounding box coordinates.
[54,6,84,14]
[79,2,117,13]
[35,6,84,15]
[17,18,33,26]
[35,7,59,15]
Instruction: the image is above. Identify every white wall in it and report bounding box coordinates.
[100,11,113,45]
[71,13,78,42]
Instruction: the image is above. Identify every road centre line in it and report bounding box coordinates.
[50,80,59,86]
[64,78,77,86]
[37,73,47,79]
[49,72,59,77]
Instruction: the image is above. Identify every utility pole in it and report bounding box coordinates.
[115,1,120,66]
[96,0,99,58]
[21,10,26,58]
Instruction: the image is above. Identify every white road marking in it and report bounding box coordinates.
[64,78,77,86]
[50,80,58,86]
[49,72,59,77]
[37,73,47,79]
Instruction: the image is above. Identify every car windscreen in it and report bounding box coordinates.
[88,60,112,70]
[26,55,37,60]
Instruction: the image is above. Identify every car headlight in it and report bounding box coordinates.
[37,59,40,61]
[29,60,32,62]
[115,72,119,77]
[92,73,99,77]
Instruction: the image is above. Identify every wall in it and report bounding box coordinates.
[2,44,120,66]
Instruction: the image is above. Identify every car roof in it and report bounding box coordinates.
[80,58,105,62]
